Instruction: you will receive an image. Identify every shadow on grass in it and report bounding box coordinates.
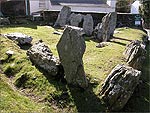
[110,40,127,46]
[34,64,106,112]
[85,36,129,47]
[113,36,132,42]
[68,83,106,112]
[19,44,32,50]
[122,41,150,112]
[0,24,38,29]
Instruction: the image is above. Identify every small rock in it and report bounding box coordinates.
[6,50,14,56]
[96,42,109,48]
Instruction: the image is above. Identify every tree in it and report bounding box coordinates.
[139,0,150,29]
[116,0,135,13]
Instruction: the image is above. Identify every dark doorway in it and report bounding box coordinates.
[1,1,26,16]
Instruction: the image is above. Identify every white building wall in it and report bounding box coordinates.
[107,0,116,8]
[131,1,141,14]
[30,0,51,14]
[30,0,39,14]
[48,5,115,13]
[30,0,116,14]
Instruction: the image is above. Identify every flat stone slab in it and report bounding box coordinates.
[4,32,32,45]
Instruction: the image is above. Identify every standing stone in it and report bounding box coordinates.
[83,14,94,36]
[57,26,88,88]
[4,32,32,45]
[54,6,71,27]
[69,13,83,27]
[100,64,141,111]
[123,40,146,70]
[95,12,117,42]
[27,40,59,76]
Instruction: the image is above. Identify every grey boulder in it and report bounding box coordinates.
[27,40,59,76]
[69,13,83,27]
[57,26,88,88]
[83,14,94,36]
[54,6,71,27]
[100,64,141,111]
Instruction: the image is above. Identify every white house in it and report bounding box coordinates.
[29,0,117,15]
[131,0,141,14]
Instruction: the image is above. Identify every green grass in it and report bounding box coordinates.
[0,24,149,112]
[0,73,52,112]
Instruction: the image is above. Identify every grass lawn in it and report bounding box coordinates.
[0,24,149,112]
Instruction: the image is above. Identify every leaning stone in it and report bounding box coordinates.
[4,32,32,45]
[95,12,117,42]
[54,6,71,27]
[123,40,146,70]
[69,13,83,27]
[27,40,59,76]
[100,64,141,111]
[57,26,88,88]
[83,14,94,36]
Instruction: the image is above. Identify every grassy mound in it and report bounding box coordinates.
[0,24,149,112]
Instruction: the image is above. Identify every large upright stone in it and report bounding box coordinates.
[83,14,94,36]
[27,40,59,76]
[95,12,117,42]
[123,40,146,70]
[57,26,88,88]
[54,6,71,27]
[69,13,83,27]
[100,64,141,111]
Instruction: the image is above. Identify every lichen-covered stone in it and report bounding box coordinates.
[123,40,146,70]
[54,6,71,27]
[100,64,141,111]
[95,12,117,42]
[27,40,59,76]
[57,26,88,88]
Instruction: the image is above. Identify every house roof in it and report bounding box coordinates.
[50,0,106,5]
